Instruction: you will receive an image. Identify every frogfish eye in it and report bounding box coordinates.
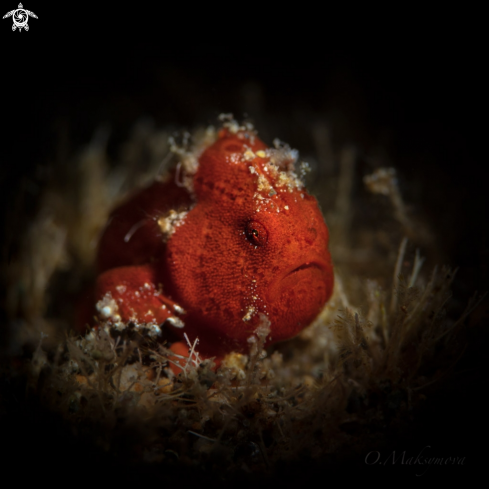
[245,220,268,246]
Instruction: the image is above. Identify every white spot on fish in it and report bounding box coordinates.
[167,316,185,328]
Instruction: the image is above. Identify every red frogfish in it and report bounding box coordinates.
[87,120,334,364]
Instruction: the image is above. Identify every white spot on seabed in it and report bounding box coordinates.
[148,323,162,337]
[96,292,121,322]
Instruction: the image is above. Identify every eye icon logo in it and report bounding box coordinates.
[3,3,38,31]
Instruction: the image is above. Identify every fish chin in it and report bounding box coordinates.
[267,263,332,341]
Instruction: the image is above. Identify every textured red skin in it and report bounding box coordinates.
[89,128,334,361]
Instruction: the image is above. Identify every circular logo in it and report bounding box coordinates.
[13,8,28,29]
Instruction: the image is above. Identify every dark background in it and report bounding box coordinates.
[1,5,487,485]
